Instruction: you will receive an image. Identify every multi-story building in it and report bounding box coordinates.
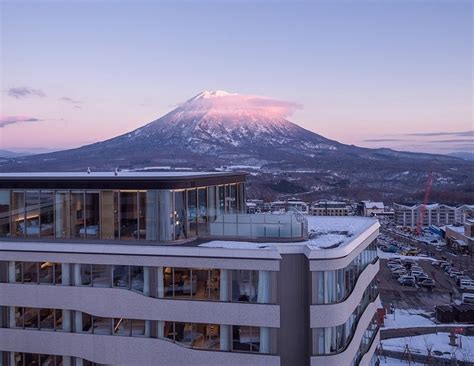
[0,172,380,366]
[310,200,351,216]
[445,219,474,254]
[394,203,473,228]
[357,202,385,217]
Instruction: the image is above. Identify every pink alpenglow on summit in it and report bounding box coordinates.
[177,90,302,121]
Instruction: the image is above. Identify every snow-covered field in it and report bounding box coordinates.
[382,333,474,361]
[379,357,423,365]
[383,309,434,329]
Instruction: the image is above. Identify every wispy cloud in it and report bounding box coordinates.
[0,116,42,128]
[60,96,82,104]
[6,87,46,99]
[404,130,473,137]
[432,139,474,144]
[363,138,403,142]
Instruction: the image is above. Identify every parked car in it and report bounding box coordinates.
[416,274,430,283]
[410,270,424,278]
[461,293,474,304]
[419,279,435,289]
[398,275,416,284]
[400,277,416,287]
[456,276,472,286]
[459,279,474,291]
[440,262,451,270]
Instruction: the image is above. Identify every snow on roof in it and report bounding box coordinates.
[446,225,465,234]
[364,201,384,209]
[306,216,376,250]
[198,216,377,255]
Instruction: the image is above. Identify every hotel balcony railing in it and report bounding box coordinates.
[208,210,308,241]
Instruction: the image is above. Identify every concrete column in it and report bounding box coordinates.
[220,324,231,351]
[220,269,229,301]
[9,353,15,366]
[75,358,83,366]
[143,266,150,296]
[260,327,270,353]
[257,270,270,303]
[73,264,82,332]
[62,356,72,366]
[156,266,164,298]
[8,261,15,283]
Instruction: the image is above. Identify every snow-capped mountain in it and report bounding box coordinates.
[1,90,473,203]
[117,90,338,157]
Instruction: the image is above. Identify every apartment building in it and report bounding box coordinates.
[0,172,380,366]
[310,200,351,216]
[394,203,473,228]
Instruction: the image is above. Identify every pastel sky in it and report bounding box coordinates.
[0,0,472,154]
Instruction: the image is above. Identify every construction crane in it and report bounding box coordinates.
[416,171,433,236]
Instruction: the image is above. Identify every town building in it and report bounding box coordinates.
[357,202,385,217]
[0,172,380,366]
[394,203,473,228]
[445,219,474,254]
[310,200,352,216]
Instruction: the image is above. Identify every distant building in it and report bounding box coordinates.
[269,199,308,214]
[310,200,351,216]
[357,201,385,217]
[445,219,474,254]
[394,203,473,228]
[246,199,264,214]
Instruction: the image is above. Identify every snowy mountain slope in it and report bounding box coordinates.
[1,90,472,203]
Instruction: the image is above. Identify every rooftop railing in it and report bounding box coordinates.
[209,210,308,240]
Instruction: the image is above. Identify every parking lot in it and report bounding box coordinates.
[378,257,461,310]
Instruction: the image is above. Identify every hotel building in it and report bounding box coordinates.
[0,172,380,366]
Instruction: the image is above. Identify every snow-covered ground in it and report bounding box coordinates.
[383,309,434,329]
[382,333,474,361]
[383,308,473,330]
[379,357,423,365]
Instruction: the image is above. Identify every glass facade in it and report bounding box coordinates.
[349,315,379,366]
[2,261,277,304]
[311,240,378,304]
[0,184,245,241]
[312,279,379,355]
[1,307,278,355]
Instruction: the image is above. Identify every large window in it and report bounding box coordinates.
[312,240,378,304]
[187,189,197,237]
[197,188,208,235]
[174,191,186,240]
[0,190,10,236]
[120,191,138,240]
[312,279,379,355]
[0,183,246,241]
[70,191,84,238]
[40,191,54,239]
[84,191,100,238]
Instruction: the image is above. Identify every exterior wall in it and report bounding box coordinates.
[278,254,310,366]
[0,284,280,328]
[0,328,279,366]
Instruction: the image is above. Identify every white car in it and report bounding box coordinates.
[462,293,474,304]
[460,279,474,291]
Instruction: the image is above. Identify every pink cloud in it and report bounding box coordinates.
[180,91,302,119]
